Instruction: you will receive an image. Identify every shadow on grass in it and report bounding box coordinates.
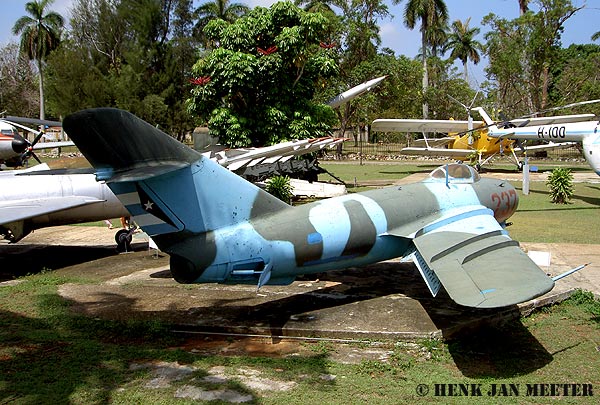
[0,291,331,403]
[0,245,118,281]
[0,246,554,400]
[445,321,553,378]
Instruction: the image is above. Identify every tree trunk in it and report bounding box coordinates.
[37,58,44,120]
[421,32,429,120]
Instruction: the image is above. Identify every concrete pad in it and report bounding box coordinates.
[2,226,599,340]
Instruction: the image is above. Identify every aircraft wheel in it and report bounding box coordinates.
[115,229,132,253]
[517,161,524,171]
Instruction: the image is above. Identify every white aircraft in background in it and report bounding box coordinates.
[0,117,74,168]
[477,107,600,176]
[372,112,593,170]
[0,164,129,244]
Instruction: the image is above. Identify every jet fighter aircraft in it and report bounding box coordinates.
[63,108,559,308]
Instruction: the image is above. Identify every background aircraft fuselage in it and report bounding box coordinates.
[490,121,600,175]
[0,171,128,242]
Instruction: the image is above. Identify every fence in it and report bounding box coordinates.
[332,132,584,162]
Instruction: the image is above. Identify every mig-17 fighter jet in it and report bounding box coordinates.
[63,108,565,308]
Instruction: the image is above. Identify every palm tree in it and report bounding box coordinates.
[294,0,336,14]
[519,0,529,16]
[12,0,64,120]
[444,18,482,83]
[194,0,249,45]
[425,22,448,58]
[400,0,449,119]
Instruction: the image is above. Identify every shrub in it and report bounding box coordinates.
[265,175,293,203]
[546,167,574,204]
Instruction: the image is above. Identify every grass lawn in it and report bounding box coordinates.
[0,273,599,404]
[510,181,600,244]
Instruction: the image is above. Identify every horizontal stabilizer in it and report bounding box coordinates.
[32,141,75,150]
[401,147,473,158]
[372,119,483,133]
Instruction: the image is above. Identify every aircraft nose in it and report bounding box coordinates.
[11,135,29,153]
[476,179,519,223]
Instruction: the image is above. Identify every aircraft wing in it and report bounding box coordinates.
[372,119,484,133]
[386,206,554,308]
[32,141,75,150]
[511,113,595,126]
[0,196,103,225]
[402,147,474,158]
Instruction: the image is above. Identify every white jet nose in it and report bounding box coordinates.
[582,139,600,177]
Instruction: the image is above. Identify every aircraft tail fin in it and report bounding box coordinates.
[63,108,289,238]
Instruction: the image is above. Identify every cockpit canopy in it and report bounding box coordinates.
[428,163,480,184]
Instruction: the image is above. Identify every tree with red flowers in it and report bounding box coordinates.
[187,1,338,147]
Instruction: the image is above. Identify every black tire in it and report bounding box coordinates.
[115,229,132,253]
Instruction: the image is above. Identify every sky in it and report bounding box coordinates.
[1,0,598,86]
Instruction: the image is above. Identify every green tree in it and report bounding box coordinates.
[12,0,64,120]
[444,18,482,83]
[341,0,390,66]
[398,0,449,119]
[46,0,196,139]
[550,44,600,107]
[187,2,338,147]
[170,0,200,140]
[483,0,582,116]
[194,0,250,47]
[295,0,337,14]
[70,0,125,70]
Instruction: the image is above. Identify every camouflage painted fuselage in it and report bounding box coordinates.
[105,156,517,286]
